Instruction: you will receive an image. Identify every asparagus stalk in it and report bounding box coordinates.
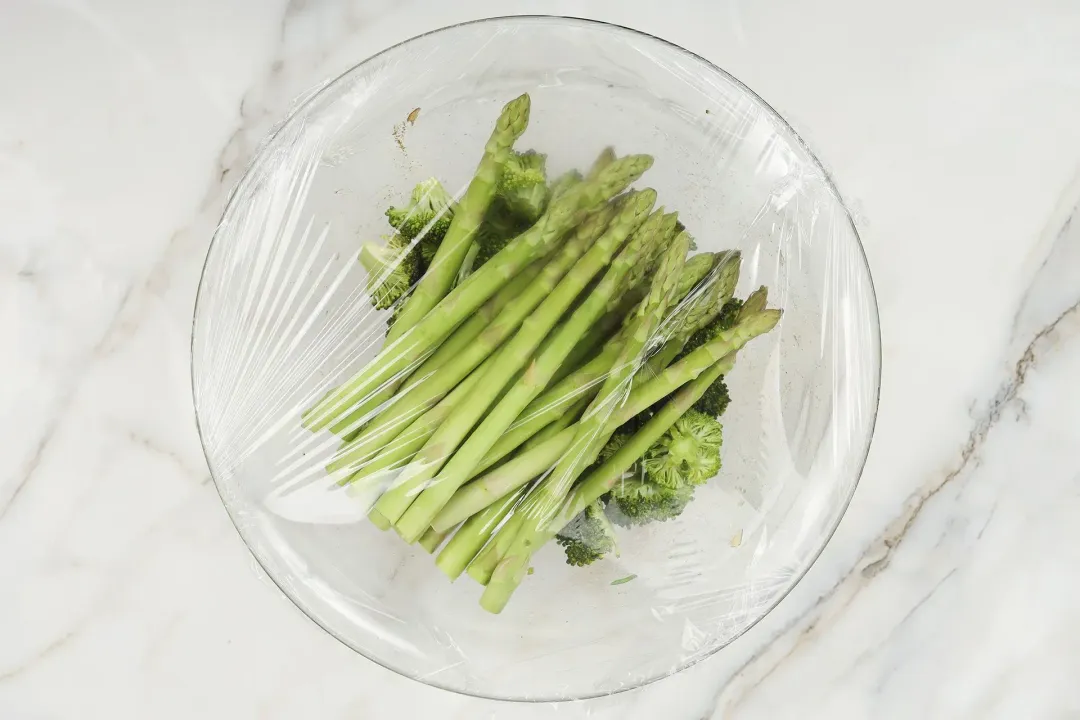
[435,485,526,580]
[418,527,451,554]
[392,202,672,541]
[386,94,531,343]
[430,302,778,532]
[475,252,724,472]
[302,153,653,433]
[338,262,545,442]
[326,205,617,473]
[480,232,690,612]
[375,191,660,533]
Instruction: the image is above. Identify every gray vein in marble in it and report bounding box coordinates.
[711,206,1080,714]
[1,283,134,522]
[0,630,78,685]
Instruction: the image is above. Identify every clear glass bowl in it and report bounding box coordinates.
[192,16,880,702]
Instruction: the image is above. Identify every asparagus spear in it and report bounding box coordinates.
[302,153,653,433]
[431,302,778,532]
[480,232,690,612]
[418,527,451,554]
[474,252,726,473]
[392,205,674,540]
[338,262,545,442]
[435,485,526,580]
[386,94,531,343]
[326,205,617,473]
[374,192,660,532]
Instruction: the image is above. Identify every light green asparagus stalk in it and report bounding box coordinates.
[464,358,738,578]
[301,153,654,433]
[338,262,545,442]
[339,350,492,488]
[475,252,722,473]
[480,232,690,613]
[386,94,531,344]
[374,192,660,533]
[326,205,617,473]
[431,301,778,532]
[435,485,527,580]
[418,527,451,554]
[392,203,673,541]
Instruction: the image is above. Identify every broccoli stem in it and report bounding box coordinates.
[390,194,665,542]
[326,209,614,474]
[435,485,526,580]
[301,153,653,434]
[385,94,531,344]
[479,233,690,613]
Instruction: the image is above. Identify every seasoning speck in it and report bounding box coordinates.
[407,107,421,124]
[611,574,637,586]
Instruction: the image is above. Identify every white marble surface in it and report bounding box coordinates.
[4,0,1080,717]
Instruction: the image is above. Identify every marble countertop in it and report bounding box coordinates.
[4,1,1080,718]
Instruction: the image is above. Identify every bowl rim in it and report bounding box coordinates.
[191,13,882,705]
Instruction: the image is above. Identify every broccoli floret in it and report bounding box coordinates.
[555,501,619,567]
[385,178,454,264]
[641,410,723,488]
[694,376,731,417]
[471,202,533,269]
[358,235,420,310]
[607,477,695,527]
[497,150,549,224]
[714,297,743,332]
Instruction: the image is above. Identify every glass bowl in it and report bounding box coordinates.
[192,16,880,702]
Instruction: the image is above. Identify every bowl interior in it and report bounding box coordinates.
[192,17,879,701]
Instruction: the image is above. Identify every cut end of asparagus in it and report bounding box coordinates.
[368,507,392,531]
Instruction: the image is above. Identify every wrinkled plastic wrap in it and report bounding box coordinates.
[192,17,880,702]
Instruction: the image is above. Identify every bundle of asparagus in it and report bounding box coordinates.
[301,93,781,613]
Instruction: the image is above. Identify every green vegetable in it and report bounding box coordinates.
[297,98,791,615]
[358,235,421,310]
[555,501,618,566]
[301,151,653,433]
[641,409,723,488]
[385,178,455,265]
[386,94,532,344]
[479,232,690,613]
[383,191,660,540]
[497,149,549,223]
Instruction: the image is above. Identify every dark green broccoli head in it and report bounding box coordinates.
[606,477,695,527]
[694,376,731,417]
[358,236,420,310]
[555,501,618,567]
[641,409,723,488]
[677,297,745,361]
[385,178,454,243]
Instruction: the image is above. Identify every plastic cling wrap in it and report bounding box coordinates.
[192,17,880,702]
